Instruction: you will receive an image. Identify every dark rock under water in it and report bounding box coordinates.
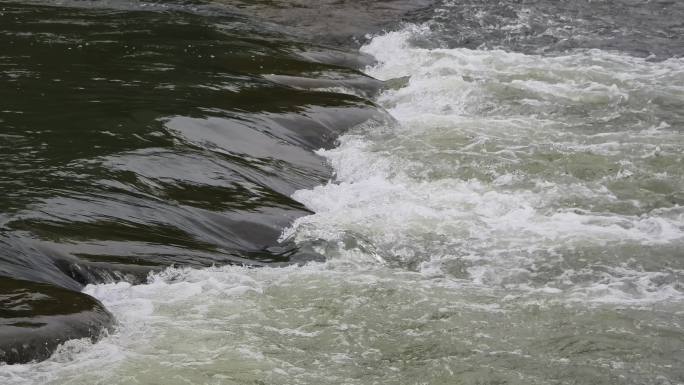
[0,277,113,364]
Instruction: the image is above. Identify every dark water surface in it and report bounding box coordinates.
[1,0,683,384]
[0,0,425,363]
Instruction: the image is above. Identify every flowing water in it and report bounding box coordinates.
[1,0,684,384]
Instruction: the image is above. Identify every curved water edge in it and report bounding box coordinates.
[0,278,113,365]
[1,0,684,383]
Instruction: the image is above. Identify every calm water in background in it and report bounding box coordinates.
[1,0,684,384]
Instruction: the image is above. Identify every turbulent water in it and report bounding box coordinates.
[2,0,684,384]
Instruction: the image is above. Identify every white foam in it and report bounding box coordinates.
[283,23,684,305]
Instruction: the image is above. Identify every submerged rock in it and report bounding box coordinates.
[0,277,113,364]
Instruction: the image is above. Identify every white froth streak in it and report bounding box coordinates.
[285,29,684,239]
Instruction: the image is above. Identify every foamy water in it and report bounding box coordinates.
[2,16,684,385]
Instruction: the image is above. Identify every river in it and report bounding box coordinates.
[1,0,683,384]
